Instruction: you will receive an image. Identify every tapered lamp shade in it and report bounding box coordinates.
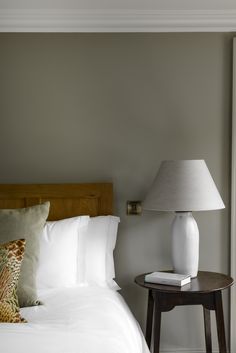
[143,160,225,278]
[143,160,225,212]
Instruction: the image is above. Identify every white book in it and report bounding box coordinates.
[144,271,191,287]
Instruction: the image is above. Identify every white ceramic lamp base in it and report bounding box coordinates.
[171,212,199,278]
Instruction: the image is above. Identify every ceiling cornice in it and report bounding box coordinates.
[1,9,236,32]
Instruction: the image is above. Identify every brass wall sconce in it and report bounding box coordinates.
[126,201,142,215]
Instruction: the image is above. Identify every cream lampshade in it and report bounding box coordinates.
[143,160,225,277]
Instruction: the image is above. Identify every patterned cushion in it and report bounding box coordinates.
[0,202,50,307]
[0,239,26,323]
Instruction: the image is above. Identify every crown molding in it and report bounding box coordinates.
[1,9,236,32]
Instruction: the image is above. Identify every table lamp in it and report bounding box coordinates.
[143,160,225,278]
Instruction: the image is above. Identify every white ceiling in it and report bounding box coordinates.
[1,0,236,32]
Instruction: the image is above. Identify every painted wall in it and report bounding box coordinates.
[0,33,232,352]
[1,0,236,11]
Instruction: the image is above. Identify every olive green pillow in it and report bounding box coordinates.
[0,239,26,323]
[0,202,50,307]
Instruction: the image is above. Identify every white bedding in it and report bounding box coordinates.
[0,287,150,353]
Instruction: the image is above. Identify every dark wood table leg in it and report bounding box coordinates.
[146,289,154,348]
[203,307,212,352]
[214,291,227,353]
[153,293,161,353]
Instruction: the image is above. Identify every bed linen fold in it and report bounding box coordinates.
[0,286,150,353]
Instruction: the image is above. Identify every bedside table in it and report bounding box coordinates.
[135,271,234,353]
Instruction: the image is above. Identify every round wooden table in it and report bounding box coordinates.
[135,271,234,353]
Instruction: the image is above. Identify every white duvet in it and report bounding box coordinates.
[0,286,150,353]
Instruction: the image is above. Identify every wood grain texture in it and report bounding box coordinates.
[0,183,113,220]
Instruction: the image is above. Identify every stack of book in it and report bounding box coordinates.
[144,271,191,287]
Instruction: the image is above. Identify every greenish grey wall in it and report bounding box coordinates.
[0,33,232,352]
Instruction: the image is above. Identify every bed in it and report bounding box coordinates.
[0,183,150,353]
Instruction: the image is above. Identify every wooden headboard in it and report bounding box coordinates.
[0,183,113,220]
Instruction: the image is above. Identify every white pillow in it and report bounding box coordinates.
[36,216,89,290]
[77,216,120,289]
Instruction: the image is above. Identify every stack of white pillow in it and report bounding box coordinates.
[36,216,120,292]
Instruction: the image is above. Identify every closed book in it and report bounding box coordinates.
[144,272,191,287]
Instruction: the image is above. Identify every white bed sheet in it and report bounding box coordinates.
[0,286,150,353]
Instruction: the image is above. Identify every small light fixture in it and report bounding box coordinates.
[143,160,225,278]
[127,201,142,215]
